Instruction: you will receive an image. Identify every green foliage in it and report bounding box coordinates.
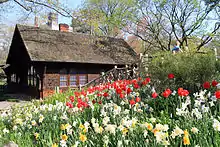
[43,89,75,104]
[79,0,137,36]
[148,51,217,92]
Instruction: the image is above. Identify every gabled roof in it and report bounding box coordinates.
[15,24,137,65]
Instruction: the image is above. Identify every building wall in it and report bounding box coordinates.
[88,74,100,82]
[39,63,115,98]
[43,73,60,90]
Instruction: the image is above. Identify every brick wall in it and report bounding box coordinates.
[42,73,100,98]
[44,74,59,90]
[88,74,100,82]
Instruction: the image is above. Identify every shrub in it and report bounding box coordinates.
[148,51,217,93]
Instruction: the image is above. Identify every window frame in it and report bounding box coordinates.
[69,74,88,87]
[69,75,78,87]
[59,74,68,87]
[59,68,88,87]
[78,74,88,86]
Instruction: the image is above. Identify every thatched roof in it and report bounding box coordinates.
[16,24,137,65]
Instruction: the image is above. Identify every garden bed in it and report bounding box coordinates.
[0,75,220,147]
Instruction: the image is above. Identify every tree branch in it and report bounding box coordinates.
[25,0,73,18]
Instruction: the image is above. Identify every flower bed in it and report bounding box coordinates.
[0,75,220,147]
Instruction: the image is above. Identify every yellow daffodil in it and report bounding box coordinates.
[145,123,153,131]
[152,129,159,136]
[184,129,189,136]
[79,133,87,142]
[83,128,87,133]
[79,124,85,130]
[122,128,128,135]
[34,133,39,140]
[52,143,58,147]
[99,126,104,134]
[183,135,190,145]
[61,134,68,141]
[60,124,66,130]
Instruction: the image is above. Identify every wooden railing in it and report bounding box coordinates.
[81,66,140,88]
[80,54,153,89]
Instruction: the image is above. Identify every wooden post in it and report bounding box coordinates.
[41,65,47,98]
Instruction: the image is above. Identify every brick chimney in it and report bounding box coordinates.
[59,23,69,32]
[48,12,59,30]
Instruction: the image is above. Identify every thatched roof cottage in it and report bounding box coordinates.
[4,24,137,98]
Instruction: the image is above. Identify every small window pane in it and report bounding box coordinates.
[60,81,67,87]
[70,75,77,80]
[70,75,77,86]
[70,81,77,86]
[60,75,67,87]
[60,76,67,81]
[79,75,87,85]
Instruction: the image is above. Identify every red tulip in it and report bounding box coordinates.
[66,102,73,108]
[215,91,220,99]
[133,83,139,89]
[120,93,125,99]
[129,99,136,106]
[136,97,141,102]
[92,100,96,104]
[168,73,175,79]
[103,92,109,97]
[69,96,74,102]
[203,81,210,89]
[126,87,132,94]
[212,80,218,87]
[152,92,158,98]
[162,89,172,98]
[116,88,122,94]
[178,88,189,97]
[145,77,151,83]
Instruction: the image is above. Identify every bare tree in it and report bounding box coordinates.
[125,0,220,51]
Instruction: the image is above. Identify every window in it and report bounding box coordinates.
[60,75,68,87]
[79,75,87,85]
[60,69,68,87]
[70,75,77,86]
[59,68,88,87]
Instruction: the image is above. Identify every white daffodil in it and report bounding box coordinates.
[171,126,184,138]
[213,119,220,131]
[117,140,123,147]
[3,128,9,134]
[39,114,44,123]
[13,125,18,131]
[14,118,23,125]
[72,121,77,127]
[143,130,148,138]
[103,116,110,126]
[72,141,80,147]
[103,135,109,146]
[105,124,117,135]
[60,140,67,147]
[31,120,37,126]
[61,113,68,120]
[191,127,199,134]
[149,117,156,123]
